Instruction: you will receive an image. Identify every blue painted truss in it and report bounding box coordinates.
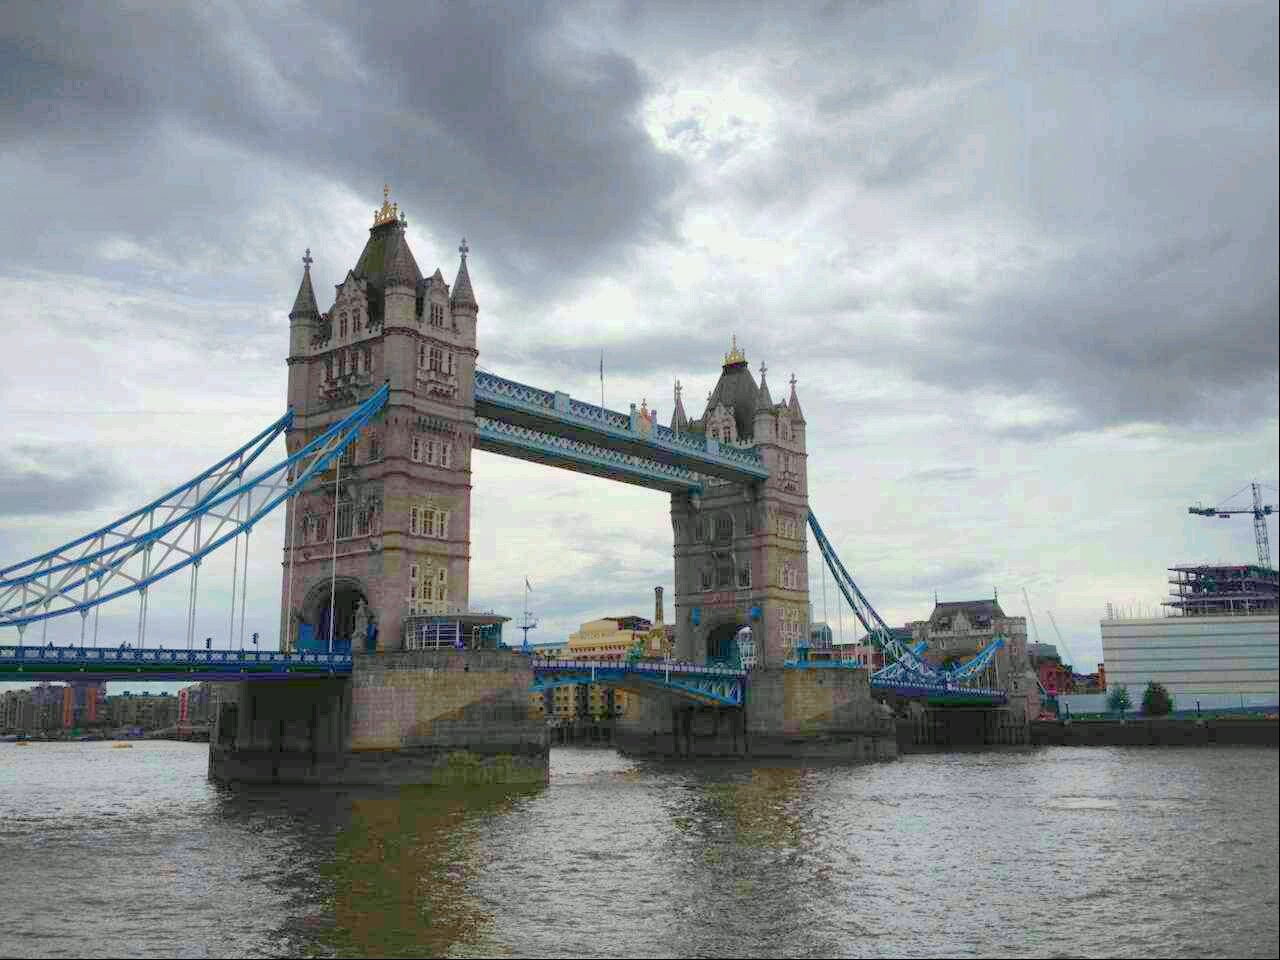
[474,370,769,484]
[0,384,389,630]
[808,509,1009,695]
[530,658,747,707]
[0,644,352,682]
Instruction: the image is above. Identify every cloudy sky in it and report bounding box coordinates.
[1,0,1276,680]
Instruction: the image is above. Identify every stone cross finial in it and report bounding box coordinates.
[459,237,470,259]
[790,372,797,390]
[674,378,682,401]
[760,361,768,379]
[302,248,313,269]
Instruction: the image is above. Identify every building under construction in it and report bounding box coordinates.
[1166,563,1279,616]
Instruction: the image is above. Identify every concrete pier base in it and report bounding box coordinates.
[615,667,898,762]
[896,704,1030,753]
[209,650,549,786]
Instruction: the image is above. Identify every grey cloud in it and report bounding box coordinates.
[0,445,125,518]
[0,0,684,303]
[903,467,977,484]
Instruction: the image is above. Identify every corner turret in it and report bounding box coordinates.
[671,379,689,432]
[289,248,320,358]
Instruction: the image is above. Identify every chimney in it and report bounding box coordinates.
[654,586,664,626]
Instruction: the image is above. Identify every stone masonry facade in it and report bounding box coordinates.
[280,192,478,652]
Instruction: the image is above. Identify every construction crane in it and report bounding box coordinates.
[1045,610,1076,672]
[1022,587,1043,647]
[1188,482,1274,569]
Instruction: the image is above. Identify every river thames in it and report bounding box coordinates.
[0,742,1276,959]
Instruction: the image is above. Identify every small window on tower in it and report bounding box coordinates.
[418,344,426,369]
[340,314,348,338]
[411,437,423,462]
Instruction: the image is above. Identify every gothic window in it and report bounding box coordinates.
[411,437,423,462]
[429,346,443,371]
[445,351,454,375]
[738,564,751,588]
[354,310,362,333]
[368,432,382,461]
[716,555,733,588]
[714,513,733,543]
[437,567,448,605]
[340,314,348,338]
[423,507,436,536]
[315,515,328,542]
[436,510,449,538]
[409,563,419,599]
[355,503,371,537]
[426,438,439,465]
[423,571,435,603]
[410,506,420,536]
[417,344,427,369]
[336,499,354,540]
[430,303,444,327]
[441,443,452,468]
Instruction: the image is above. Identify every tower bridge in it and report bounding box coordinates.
[1,188,1030,783]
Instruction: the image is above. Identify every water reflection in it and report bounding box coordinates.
[257,784,540,959]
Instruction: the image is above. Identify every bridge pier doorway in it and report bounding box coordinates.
[706,622,745,666]
[301,577,369,653]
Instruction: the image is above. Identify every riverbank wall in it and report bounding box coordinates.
[1031,717,1278,747]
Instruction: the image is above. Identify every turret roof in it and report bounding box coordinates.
[704,353,760,441]
[451,238,477,309]
[290,249,319,318]
[788,373,805,422]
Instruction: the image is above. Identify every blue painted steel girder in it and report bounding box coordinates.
[474,371,768,484]
[531,659,747,707]
[0,645,352,682]
[474,417,704,494]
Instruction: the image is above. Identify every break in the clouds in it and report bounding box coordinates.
[1,0,1276,670]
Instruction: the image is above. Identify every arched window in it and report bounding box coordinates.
[714,512,733,543]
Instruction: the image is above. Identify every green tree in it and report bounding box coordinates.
[1107,684,1131,714]
[1142,682,1173,716]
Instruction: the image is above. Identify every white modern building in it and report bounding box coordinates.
[1100,613,1279,709]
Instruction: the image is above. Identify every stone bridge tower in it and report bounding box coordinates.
[670,338,810,668]
[279,188,477,653]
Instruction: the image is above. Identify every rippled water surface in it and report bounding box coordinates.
[1,742,1276,958]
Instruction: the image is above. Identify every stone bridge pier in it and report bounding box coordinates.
[209,650,548,786]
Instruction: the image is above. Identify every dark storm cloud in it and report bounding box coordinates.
[0,0,683,297]
[0,446,124,517]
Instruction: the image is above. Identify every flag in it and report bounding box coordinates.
[525,577,533,591]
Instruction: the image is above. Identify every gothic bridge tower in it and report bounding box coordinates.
[280,187,478,652]
[670,338,810,668]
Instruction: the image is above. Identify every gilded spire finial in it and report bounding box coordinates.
[373,184,399,226]
[723,334,746,367]
[674,378,682,401]
[790,372,797,389]
[302,247,313,270]
[459,237,469,260]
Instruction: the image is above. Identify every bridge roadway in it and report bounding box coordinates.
[0,645,1006,706]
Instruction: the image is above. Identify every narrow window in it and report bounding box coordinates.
[426,439,438,465]
[369,433,382,461]
[340,314,348,338]
[429,346,442,371]
[355,504,370,537]
[410,506,420,536]
[441,443,452,469]
[423,508,436,537]
[411,437,422,462]
[316,516,327,542]
[437,511,449,539]
[418,344,426,369]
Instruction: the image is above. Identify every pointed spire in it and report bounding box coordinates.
[384,226,421,288]
[451,237,477,310]
[671,379,689,432]
[290,248,319,319]
[788,372,805,422]
[757,361,773,406]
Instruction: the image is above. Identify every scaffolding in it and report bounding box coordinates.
[1165,563,1279,616]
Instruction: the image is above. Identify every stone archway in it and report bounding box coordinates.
[706,621,745,665]
[300,576,369,652]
